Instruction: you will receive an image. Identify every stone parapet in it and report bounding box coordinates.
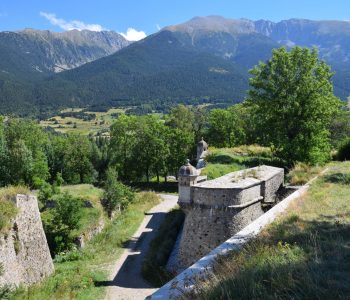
[177,165,284,268]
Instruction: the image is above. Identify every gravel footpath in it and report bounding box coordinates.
[104,194,178,300]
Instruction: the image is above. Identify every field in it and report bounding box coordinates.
[39,107,127,136]
[190,161,350,299]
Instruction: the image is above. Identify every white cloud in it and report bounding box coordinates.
[120,28,146,41]
[156,24,161,31]
[40,12,105,31]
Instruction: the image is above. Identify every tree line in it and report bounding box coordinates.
[1,47,348,192]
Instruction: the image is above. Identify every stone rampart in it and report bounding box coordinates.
[0,194,54,287]
[177,165,284,268]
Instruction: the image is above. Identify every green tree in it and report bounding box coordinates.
[135,116,169,182]
[62,135,96,184]
[165,104,194,134]
[103,168,134,216]
[109,115,138,181]
[43,193,82,255]
[246,47,341,165]
[166,128,194,178]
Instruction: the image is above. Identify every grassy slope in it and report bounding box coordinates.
[201,146,283,180]
[191,161,350,299]
[13,192,161,300]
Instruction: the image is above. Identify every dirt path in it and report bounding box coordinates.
[104,194,178,300]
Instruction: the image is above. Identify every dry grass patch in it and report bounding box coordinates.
[287,162,323,185]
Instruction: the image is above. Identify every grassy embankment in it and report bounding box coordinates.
[187,161,350,299]
[60,184,104,236]
[201,145,283,180]
[13,191,161,300]
[202,145,322,185]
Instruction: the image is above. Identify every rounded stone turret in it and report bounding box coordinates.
[179,159,197,176]
[178,159,198,204]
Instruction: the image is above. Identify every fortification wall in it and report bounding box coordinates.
[0,195,54,287]
[177,165,284,269]
[178,202,264,267]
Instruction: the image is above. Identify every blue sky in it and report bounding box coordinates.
[1,0,350,40]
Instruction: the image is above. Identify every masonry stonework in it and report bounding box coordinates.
[0,195,54,287]
[177,165,284,268]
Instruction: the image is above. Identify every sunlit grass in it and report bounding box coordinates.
[13,192,161,300]
[188,161,350,300]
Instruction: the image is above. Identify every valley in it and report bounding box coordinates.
[1,4,350,300]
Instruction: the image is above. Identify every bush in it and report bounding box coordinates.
[337,138,350,161]
[38,182,54,206]
[43,192,83,256]
[102,168,134,216]
[287,162,322,185]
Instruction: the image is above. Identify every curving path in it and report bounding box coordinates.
[104,194,178,300]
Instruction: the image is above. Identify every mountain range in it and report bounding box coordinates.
[1,16,350,116]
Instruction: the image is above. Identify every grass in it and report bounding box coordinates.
[13,191,161,300]
[60,184,104,207]
[201,146,283,180]
[51,184,105,236]
[187,161,350,300]
[286,162,323,185]
[0,186,29,232]
[142,207,185,287]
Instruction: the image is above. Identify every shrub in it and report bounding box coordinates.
[43,192,83,256]
[287,162,322,185]
[38,182,54,206]
[102,168,134,216]
[337,138,350,161]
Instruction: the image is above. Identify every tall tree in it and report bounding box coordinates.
[109,115,138,181]
[246,47,341,164]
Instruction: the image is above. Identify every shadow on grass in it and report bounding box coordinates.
[324,173,350,184]
[130,182,178,194]
[207,154,237,164]
[192,217,350,300]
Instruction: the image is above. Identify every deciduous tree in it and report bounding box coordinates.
[247,47,341,164]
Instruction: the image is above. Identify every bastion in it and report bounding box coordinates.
[177,164,284,268]
[0,194,54,287]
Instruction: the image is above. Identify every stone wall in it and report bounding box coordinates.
[177,165,284,268]
[0,195,54,287]
[75,217,105,248]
